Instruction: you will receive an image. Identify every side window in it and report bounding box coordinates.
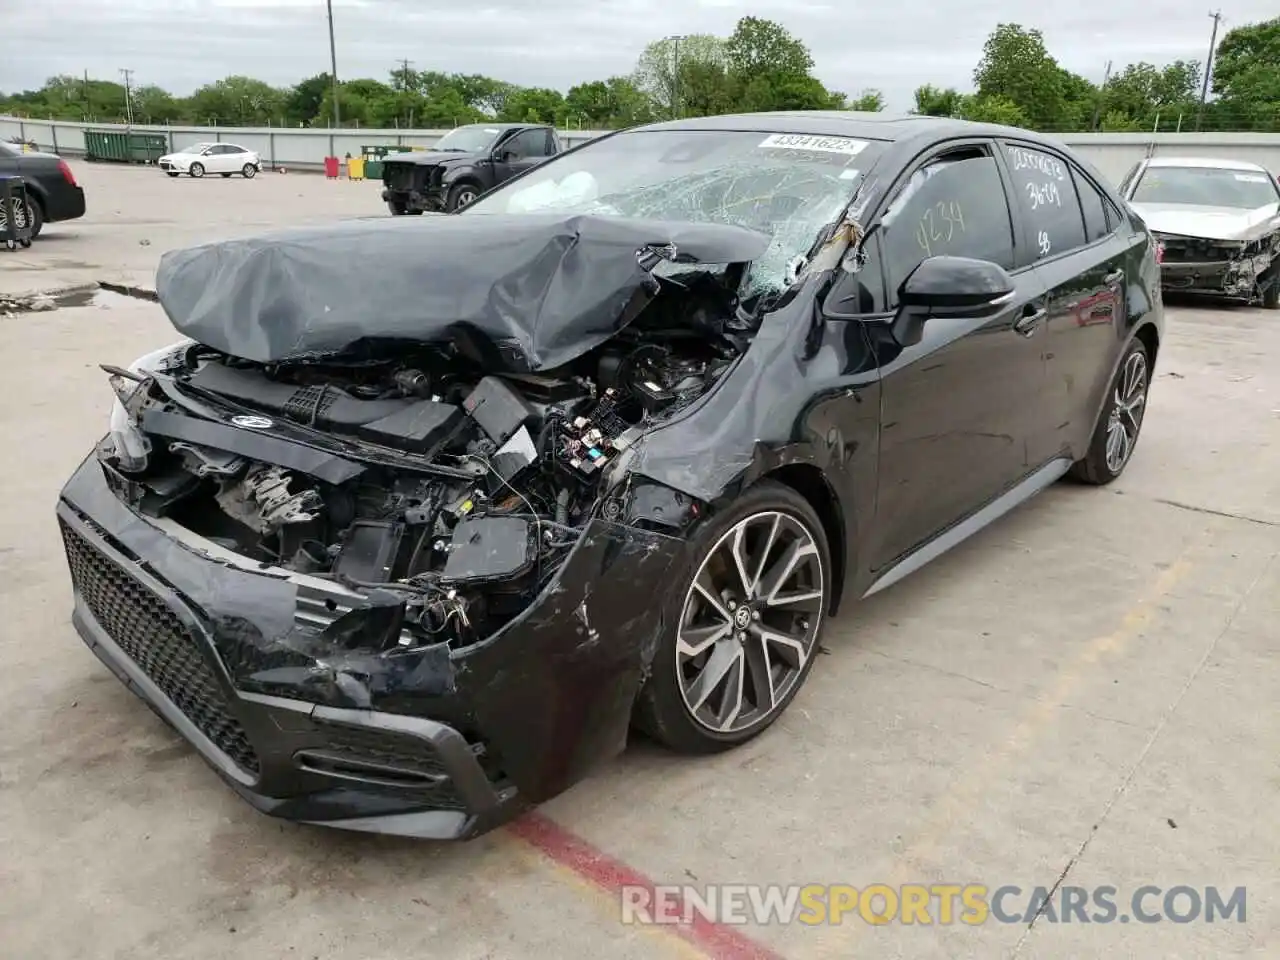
[548,131,563,154]
[504,130,542,159]
[1073,168,1113,243]
[878,147,1016,303]
[1004,143,1087,261]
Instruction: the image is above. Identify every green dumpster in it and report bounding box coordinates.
[362,144,407,180]
[84,130,169,165]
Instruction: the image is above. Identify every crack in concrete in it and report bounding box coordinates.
[864,648,1143,730]
[1011,546,1279,954]
[1110,489,1278,528]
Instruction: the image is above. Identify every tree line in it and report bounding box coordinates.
[3,16,1277,133]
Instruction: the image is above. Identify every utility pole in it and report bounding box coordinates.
[326,0,341,128]
[119,68,135,127]
[666,35,686,120]
[397,58,414,90]
[1197,10,1222,131]
[1090,60,1112,131]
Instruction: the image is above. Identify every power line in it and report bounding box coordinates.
[1196,9,1222,131]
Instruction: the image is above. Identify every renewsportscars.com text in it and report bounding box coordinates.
[620,883,1247,926]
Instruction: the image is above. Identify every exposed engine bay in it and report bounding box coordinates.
[1155,229,1280,300]
[101,285,742,650]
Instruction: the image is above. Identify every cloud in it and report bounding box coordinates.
[5,0,1276,110]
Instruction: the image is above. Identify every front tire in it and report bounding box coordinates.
[189,162,205,178]
[634,480,830,754]
[242,163,257,178]
[446,182,479,212]
[1261,274,1280,310]
[1070,339,1150,485]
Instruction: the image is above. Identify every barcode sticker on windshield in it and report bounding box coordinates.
[1234,173,1268,182]
[757,134,869,156]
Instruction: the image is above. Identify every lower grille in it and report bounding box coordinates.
[60,519,261,775]
[301,720,468,809]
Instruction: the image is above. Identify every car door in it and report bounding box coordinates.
[493,129,549,183]
[998,140,1131,462]
[859,140,1051,570]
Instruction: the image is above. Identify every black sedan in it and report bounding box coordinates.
[0,139,86,237]
[59,112,1163,839]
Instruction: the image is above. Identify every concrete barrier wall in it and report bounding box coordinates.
[4,115,1280,186]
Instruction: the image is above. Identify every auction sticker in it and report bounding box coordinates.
[757,134,869,156]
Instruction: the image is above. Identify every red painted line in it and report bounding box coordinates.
[507,811,788,960]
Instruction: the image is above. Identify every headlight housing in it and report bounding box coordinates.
[103,341,191,473]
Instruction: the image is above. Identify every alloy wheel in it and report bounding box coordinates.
[0,199,29,232]
[676,511,825,734]
[454,188,476,209]
[1105,350,1147,473]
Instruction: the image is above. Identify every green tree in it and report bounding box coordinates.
[958,94,1030,127]
[499,87,566,124]
[912,84,962,117]
[633,34,726,118]
[131,85,182,124]
[1209,17,1280,130]
[724,16,814,78]
[285,73,330,126]
[973,24,1070,129]
[738,72,837,112]
[188,76,284,125]
[846,89,886,111]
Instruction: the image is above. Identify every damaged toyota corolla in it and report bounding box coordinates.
[1119,155,1280,308]
[58,113,1164,839]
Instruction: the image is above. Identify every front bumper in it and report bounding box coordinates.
[381,186,445,212]
[57,452,683,837]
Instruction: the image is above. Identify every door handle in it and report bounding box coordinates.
[1014,303,1047,335]
[1103,269,1124,286]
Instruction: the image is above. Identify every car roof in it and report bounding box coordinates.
[1143,155,1269,173]
[458,122,546,131]
[631,111,1045,144]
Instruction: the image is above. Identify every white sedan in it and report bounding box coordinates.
[158,142,261,179]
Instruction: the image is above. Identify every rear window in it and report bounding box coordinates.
[1132,166,1280,209]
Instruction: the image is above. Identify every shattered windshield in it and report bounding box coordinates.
[464,129,880,299]
[433,125,504,153]
[1132,166,1280,209]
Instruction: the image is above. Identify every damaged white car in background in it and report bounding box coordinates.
[1119,156,1280,308]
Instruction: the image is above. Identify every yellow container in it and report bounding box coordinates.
[346,156,366,181]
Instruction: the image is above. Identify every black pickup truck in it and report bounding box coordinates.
[381,123,562,214]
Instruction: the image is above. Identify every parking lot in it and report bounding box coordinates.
[2,162,1278,960]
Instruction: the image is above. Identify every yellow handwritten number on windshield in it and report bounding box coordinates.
[916,200,966,256]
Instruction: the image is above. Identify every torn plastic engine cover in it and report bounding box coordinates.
[99,270,741,651]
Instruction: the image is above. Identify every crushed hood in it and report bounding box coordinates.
[383,150,473,167]
[1132,201,1280,243]
[154,213,770,371]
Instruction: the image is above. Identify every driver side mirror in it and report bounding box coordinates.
[891,256,1015,347]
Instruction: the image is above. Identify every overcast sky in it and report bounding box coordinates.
[6,0,1277,110]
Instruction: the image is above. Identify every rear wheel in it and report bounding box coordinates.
[1070,339,1149,485]
[634,481,830,753]
[26,196,43,238]
[189,162,205,178]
